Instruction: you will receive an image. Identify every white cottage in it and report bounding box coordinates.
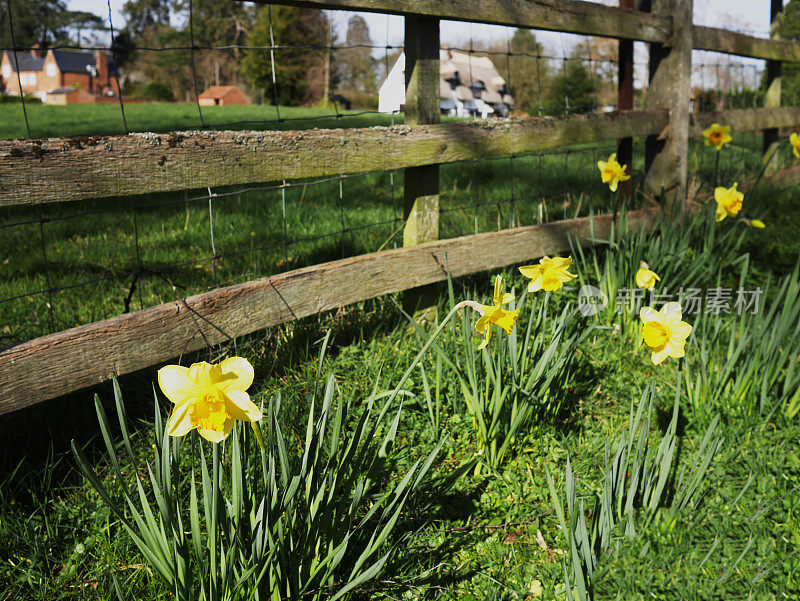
[378,48,514,118]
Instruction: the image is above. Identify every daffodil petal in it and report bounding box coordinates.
[715,204,728,222]
[551,257,572,269]
[477,326,492,350]
[499,292,515,306]
[640,306,660,324]
[651,346,671,365]
[158,365,200,405]
[670,321,692,341]
[225,389,262,422]
[518,265,540,279]
[666,341,686,359]
[660,302,683,323]
[217,357,254,392]
[166,401,194,437]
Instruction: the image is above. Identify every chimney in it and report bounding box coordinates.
[30,43,41,58]
[95,49,108,86]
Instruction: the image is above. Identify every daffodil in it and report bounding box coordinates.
[714,182,743,222]
[158,357,262,443]
[475,275,519,350]
[635,261,660,290]
[790,132,800,159]
[519,256,576,293]
[639,303,692,365]
[702,123,732,151]
[597,153,631,192]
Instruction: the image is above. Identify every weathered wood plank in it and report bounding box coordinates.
[0,109,669,207]
[691,107,800,135]
[0,207,661,414]
[693,25,800,63]
[246,0,671,43]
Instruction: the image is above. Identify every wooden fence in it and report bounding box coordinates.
[1,0,799,414]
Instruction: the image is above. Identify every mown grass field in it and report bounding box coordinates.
[0,107,799,600]
[0,102,398,140]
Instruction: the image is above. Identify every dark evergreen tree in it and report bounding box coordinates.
[240,6,330,106]
[545,57,597,115]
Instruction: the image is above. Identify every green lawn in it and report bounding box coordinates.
[0,102,401,140]
[0,111,798,600]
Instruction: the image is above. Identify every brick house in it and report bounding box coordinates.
[0,48,119,103]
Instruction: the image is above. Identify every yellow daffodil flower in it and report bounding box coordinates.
[639,302,692,365]
[519,256,576,293]
[790,133,800,159]
[597,153,631,192]
[702,123,732,151]
[158,357,262,443]
[749,219,765,229]
[475,275,519,350]
[714,182,743,222]
[635,261,660,290]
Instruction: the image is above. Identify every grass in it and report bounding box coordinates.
[1,115,799,599]
[0,103,400,140]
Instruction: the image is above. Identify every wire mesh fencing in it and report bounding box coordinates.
[0,1,788,355]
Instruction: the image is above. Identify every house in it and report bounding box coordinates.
[0,48,118,103]
[378,49,514,118]
[198,85,250,106]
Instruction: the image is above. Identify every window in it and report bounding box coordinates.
[19,73,27,86]
[29,73,36,86]
[1,65,10,79]
[46,63,56,78]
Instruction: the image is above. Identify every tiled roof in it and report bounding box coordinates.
[5,52,44,72]
[199,85,241,99]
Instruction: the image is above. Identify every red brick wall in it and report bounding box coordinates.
[61,72,92,91]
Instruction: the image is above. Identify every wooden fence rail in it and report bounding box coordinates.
[1,0,799,412]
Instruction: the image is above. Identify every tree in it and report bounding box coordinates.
[172,0,254,90]
[336,15,375,94]
[121,0,171,37]
[545,55,597,115]
[240,6,330,106]
[0,0,101,50]
[487,29,550,116]
[574,37,618,108]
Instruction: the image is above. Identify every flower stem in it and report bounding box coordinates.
[386,301,476,406]
[250,420,266,452]
[713,151,720,189]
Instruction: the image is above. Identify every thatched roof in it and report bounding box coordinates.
[440,48,514,107]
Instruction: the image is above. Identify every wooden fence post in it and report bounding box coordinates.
[403,15,440,315]
[763,0,783,174]
[643,0,693,214]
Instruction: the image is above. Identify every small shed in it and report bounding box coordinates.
[198,85,250,106]
[47,86,97,105]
